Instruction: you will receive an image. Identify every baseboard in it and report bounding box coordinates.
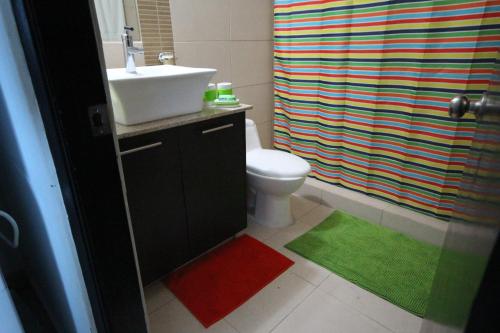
[295,178,449,247]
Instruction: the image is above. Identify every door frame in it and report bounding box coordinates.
[10,0,148,332]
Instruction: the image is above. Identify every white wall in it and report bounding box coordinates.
[0,1,95,332]
[170,0,275,148]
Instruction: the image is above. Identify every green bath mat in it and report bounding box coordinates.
[285,210,441,316]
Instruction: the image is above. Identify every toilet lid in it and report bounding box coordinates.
[247,149,311,178]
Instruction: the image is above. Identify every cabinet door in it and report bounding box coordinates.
[120,129,189,285]
[180,113,247,257]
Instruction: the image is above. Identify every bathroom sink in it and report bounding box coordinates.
[107,65,216,125]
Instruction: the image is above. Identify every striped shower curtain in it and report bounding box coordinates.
[273,0,500,220]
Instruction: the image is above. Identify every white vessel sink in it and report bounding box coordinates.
[107,65,216,125]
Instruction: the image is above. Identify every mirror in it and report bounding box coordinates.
[93,0,174,68]
[93,0,145,68]
[94,0,140,41]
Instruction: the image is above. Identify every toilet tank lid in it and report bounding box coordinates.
[247,149,311,178]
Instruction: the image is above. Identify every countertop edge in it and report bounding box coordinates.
[115,104,252,140]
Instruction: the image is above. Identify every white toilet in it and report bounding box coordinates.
[246,119,311,228]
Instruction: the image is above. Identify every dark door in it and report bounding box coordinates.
[120,130,190,285]
[11,0,148,332]
[421,54,500,332]
[180,113,247,257]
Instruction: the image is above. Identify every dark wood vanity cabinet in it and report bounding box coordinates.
[120,128,190,285]
[180,114,247,257]
[119,113,246,285]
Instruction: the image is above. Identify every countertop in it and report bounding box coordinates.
[115,104,252,139]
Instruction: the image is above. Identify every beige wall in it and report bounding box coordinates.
[170,0,275,148]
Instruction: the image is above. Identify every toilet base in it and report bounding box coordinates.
[254,192,294,228]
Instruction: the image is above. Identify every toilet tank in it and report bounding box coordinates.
[245,119,262,152]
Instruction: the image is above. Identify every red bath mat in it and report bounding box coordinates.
[164,234,294,328]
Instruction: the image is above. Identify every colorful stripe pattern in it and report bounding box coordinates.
[273,0,500,220]
[452,55,500,225]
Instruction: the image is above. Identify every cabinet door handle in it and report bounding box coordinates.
[202,123,234,135]
[120,142,163,156]
[0,210,19,249]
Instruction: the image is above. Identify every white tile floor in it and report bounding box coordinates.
[145,196,423,333]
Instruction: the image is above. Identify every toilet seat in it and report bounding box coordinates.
[247,149,311,178]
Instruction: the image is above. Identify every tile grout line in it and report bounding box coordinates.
[315,271,332,287]
[147,296,177,316]
[227,0,234,88]
[174,39,273,43]
[232,82,274,90]
[269,271,318,333]
[329,293,398,333]
[222,318,240,333]
[228,0,232,43]
[294,203,321,222]
[316,276,399,333]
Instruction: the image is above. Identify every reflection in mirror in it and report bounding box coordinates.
[122,0,141,40]
[94,0,144,68]
[94,0,174,68]
[94,0,125,41]
[94,0,140,41]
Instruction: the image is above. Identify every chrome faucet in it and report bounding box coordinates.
[121,26,144,73]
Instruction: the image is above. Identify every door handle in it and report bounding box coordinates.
[449,93,499,119]
[120,142,163,156]
[0,211,19,249]
[202,123,234,135]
